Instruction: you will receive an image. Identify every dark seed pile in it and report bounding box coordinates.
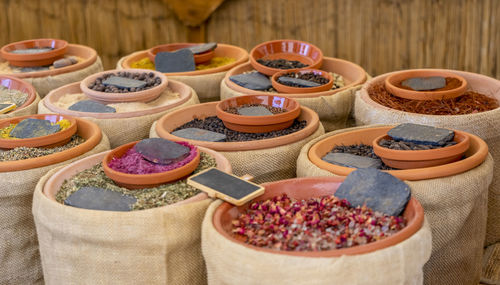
[378,138,457,150]
[256,58,308,69]
[328,144,394,170]
[0,135,85,161]
[174,116,307,141]
[88,71,161,93]
[224,104,287,115]
[278,72,329,87]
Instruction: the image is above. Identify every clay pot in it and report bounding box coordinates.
[384,69,468,100]
[0,117,102,172]
[147,43,214,64]
[249,40,323,76]
[271,69,333,94]
[225,57,366,98]
[44,79,192,119]
[215,95,301,133]
[308,126,488,181]
[0,75,37,110]
[213,176,424,257]
[155,102,319,151]
[0,114,77,149]
[372,130,470,169]
[122,43,249,76]
[102,140,201,189]
[0,39,68,67]
[80,69,168,104]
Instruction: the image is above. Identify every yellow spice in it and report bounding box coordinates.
[130,56,235,71]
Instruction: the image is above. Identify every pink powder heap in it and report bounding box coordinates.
[108,141,198,174]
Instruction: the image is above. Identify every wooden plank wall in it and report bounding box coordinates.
[0,0,498,79]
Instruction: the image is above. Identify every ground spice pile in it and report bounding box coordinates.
[223,104,287,115]
[0,119,72,139]
[131,57,235,71]
[232,193,406,251]
[0,135,85,161]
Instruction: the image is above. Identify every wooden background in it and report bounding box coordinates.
[0,0,498,79]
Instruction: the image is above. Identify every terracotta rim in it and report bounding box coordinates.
[0,44,98,79]
[121,43,249,76]
[147,43,215,64]
[102,140,201,189]
[271,69,333,94]
[249,39,323,76]
[213,176,424,257]
[384,69,468,101]
[80,69,168,104]
[0,114,77,149]
[0,117,102,172]
[155,102,320,151]
[308,126,488,181]
[224,57,366,98]
[0,75,37,110]
[44,79,192,119]
[0,39,68,67]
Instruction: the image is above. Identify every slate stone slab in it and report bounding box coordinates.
[68,100,116,113]
[402,76,446,91]
[10,118,60,139]
[155,49,196,73]
[335,168,411,216]
[277,77,321,87]
[237,106,273,116]
[102,76,147,89]
[64,186,136,212]
[322,152,382,169]
[388,123,454,146]
[229,72,272,90]
[10,47,53,54]
[187,42,217,55]
[53,57,78,69]
[171,128,226,142]
[134,138,190,165]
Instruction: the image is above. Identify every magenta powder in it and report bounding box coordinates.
[108,141,198,174]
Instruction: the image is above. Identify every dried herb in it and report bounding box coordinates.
[0,135,85,161]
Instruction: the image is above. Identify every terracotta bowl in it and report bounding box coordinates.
[372,131,470,169]
[102,140,201,189]
[147,43,215,64]
[0,117,102,172]
[249,39,323,76]
[215,94,301,133]
[213,176,424,257]
[308,126,488,181]
[0,75,37,110]
[80,69,168,104]
[0,114,77,149]
[155,102,319,151]
[224,57,366,99]
[384,69,468,100]
[122,43,249,76]
[0,39,68,67]
[44,79,192,119]
[271,69,333,94]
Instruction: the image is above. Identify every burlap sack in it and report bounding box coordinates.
[150,121,325,183]
[296,125,494,285]
[39,88,200,148]
[0,132,110,285]
[354,70,500,247]
[202,200,432,285]
[0,92,40,119]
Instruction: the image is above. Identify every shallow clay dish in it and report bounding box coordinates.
[213,176,424,257]
[102,140,201,189]
[215,94,301,133]
[80,69,168,104]
[1,39,68,67]
[0,75,37,110]
[384,69,468,100]
[308,126,488,181]
[250,39,323,76]
[0,114,77,149]
[372,130,470,169]
[122,44,249,76]
[271,69,333,94]
[147,43,215,64]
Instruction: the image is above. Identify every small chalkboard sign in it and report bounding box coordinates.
[187,167,264,206]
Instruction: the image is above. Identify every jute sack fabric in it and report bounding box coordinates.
[33,165,211,285]
[0,92,40,119]
[296,125,494,285]
[202,200,432,285]
[0,132,110,285]
[150,122,325,184]
[38,88,200,148]
[353,70,500,246]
